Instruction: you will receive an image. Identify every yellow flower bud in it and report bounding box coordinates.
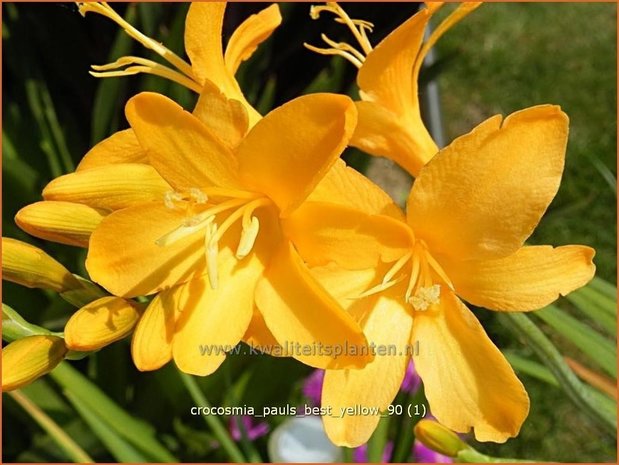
[64,297,142,351]
[2,238,81,292]
[414,419,471,457]
[15,201,105,248]
[2,335,67,391]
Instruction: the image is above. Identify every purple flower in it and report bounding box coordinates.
[302,369,325,406]
[353,441,394,462]
[229,416,269,441]
[401,360,421,394]
[413,440,453,463]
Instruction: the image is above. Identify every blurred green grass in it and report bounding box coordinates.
[436,2,617,284]
[435,4,617,461]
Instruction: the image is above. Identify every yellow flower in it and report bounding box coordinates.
[306,2,480,176]
[52,90,412,377]
[2,335,67,391]
[78,2,281,126]
[287,105,595,445]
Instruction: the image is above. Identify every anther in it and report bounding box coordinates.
[164,191,183,210]
[236,216,260,259]
[189,188,208,204]
[409,285,441,311]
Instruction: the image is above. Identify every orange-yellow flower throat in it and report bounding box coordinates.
[155,187,272,289]
[358,239,453,313]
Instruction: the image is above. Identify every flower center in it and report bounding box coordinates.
[155,187,271,289]
[357,240,453,313]
[304,3,374,68]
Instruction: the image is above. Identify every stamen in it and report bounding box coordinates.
[77,2,200,88]
[209,198,271,247]
[425,252,455,291]
[155,216,214,247]
[303,43,363,68]
[236,216,260,259]
[201,187,262,200]
[355,275,405,299]
[205,223,219,289]
[189,188,208,204]
[164,191,183,210]
[409,284,441,311]
[91,56,203,93]
[405,248,422,302]
[382,252,412,285]
[319,33,367,63]
[308,3,373,54]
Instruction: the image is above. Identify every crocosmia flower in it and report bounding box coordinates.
[298,105,596,445]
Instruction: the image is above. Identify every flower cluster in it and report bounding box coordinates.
[3,1,595,453]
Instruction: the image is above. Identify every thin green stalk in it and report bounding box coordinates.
[9,390,94,463]
[367,415,390,462]
[392,387,426,462]
[499,312,616,434]
[178,371,246,463]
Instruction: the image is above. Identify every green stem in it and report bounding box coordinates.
[499,312,616,434]
[367,415,390,462]
[178,371,246,463]
[9,390,94,463]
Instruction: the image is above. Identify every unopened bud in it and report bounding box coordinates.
[2,335,67,391]
[64,297,142,351]
[2,237,81,292]
[414,419,471,458]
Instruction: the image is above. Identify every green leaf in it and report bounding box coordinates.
[566,279,617,336]
[533,304,616,378]
[63,391,147,462]
[504,351,616,416]
[499,312,616,435]
[50,362,177,462]
[8,390,94,463]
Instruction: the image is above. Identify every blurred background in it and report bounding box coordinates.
[3,2,617,462]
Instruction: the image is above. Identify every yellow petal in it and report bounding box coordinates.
[351,101,436,177]
[237,93,357,216]
[15,201,106,248]
[358,9,428,118]
[131,283,186,371]
[192,79,249,150]
[172,255,261,376]
[357,10,435,166]
[409,106,569,261]
[2,335,67,391]
[310,262,379,314]
[322,288,413,447]
[243,308,288,356]
[76,129,147,171]
[64,297,142,351]
[125,92,241,190]
[440,245,596,311]
[283,201,412,269]
[412,290,530,442]
[255,242,372,369]
[308,159,404,220]
[86,202,207,297]
[184,3,261,125]
[2,237,81,292]
[224,4,281,74]
[43,164,171,211]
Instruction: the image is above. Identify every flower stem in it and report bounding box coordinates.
[178,371,246,463]
[8,390,94,463]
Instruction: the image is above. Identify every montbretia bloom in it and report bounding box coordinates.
[54,91,408,376]
[306,2,480,176]
[288,105,595,445]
